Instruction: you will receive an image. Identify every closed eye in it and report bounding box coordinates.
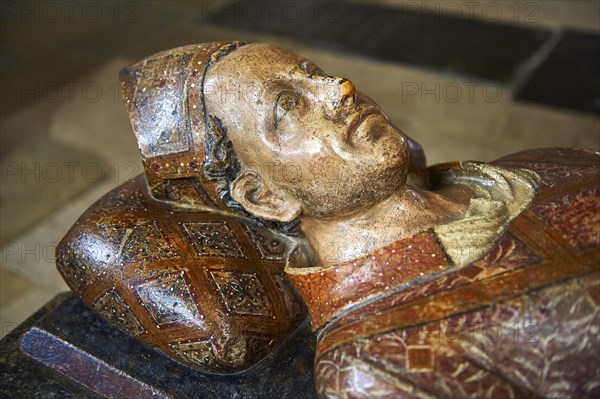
[274,90,301,129]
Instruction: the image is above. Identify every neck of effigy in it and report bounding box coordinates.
[300,185,470,267]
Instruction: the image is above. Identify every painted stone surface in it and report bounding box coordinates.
[54,40,599,398]
[57,175,306,373]
[294,148,599,398]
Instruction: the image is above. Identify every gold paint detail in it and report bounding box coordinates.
[434,162,539,267]
[317,246,599,359]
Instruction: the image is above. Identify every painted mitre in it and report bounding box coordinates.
[119,41,247,212]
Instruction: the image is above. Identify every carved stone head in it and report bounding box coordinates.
[205,43,411,222]
[121,42,413,231]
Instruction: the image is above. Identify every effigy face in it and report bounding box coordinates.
[57,41,600,397]
[203,43,410,220]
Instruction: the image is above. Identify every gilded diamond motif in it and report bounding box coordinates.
[99,220,176,262]
[243,223,286,261]
[134,273,200,325]
[93,289,145,336]
[210,271,273,316]
[170,340,219,371]
[183,222,244,258]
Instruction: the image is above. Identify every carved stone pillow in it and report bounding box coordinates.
[56,174,307,373]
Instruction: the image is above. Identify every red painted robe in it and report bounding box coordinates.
[286,148,600,399]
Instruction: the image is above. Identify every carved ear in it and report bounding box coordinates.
[231,171,301,223]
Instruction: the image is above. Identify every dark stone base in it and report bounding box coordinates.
[0,293,318,398]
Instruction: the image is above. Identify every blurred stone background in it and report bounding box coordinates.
[1,0,599,338]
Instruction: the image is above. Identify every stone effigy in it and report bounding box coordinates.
[57,41,599,398]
